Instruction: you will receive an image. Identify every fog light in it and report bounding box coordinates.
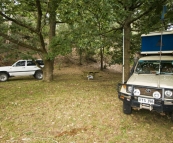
[134,89,140,96]
[153,91,161,99]
[165,90,173,98]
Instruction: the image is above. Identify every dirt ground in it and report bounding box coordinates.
[54,55,123,74]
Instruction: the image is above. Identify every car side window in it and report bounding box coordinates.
[27,61,36,66]
[16,61,25,67]
[36,60,44,65]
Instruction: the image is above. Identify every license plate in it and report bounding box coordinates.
[138,97,154,104]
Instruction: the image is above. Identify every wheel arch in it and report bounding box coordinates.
[34,70,43,75]
[0,71,10,77]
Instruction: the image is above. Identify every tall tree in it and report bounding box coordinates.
[0,0,171,82]
[111,0,167,82]
[0,0,66,82]
[58,0,116,70]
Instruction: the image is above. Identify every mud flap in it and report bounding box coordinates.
[123,98,132,114]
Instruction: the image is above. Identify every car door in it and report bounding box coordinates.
[26,60,40,75]
[10,60,27,76]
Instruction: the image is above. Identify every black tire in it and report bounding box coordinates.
[34,71,43,80]
[171,112,173,122]
[123,99,132,114]
[0,72,8,82]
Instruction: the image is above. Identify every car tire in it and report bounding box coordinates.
[0,72,9,82]
[123,99,132,114]
[171,112,173,122]
[34,71,43,80]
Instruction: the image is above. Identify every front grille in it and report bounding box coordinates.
[133,86,162,98]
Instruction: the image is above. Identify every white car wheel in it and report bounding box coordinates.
[35,71,43,80]
[0,73,8,82]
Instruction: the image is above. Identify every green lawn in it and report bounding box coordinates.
[0,66,173,143]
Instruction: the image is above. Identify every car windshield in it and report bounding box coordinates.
[135,60,173,74]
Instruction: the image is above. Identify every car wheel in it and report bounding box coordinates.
[123,99,132,114]
[171,112,173,122]
[34,71,43,80]
[0,72,8,82]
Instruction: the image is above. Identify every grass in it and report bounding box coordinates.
[0,65,173,143]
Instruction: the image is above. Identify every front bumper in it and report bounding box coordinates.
[117,83,173,113]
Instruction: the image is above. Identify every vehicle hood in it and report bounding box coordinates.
[0,66,12,70]
[127,74,173,88]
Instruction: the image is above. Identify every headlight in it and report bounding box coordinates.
[134,89,140,96]
[153,91,161,99]
[127,86,132,93]
[165,90,173,98]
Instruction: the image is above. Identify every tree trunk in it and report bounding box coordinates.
[79,47,82,65]
[44,0,56,82]
[42,59,54,82]
[123,17,131,82]
[100,47,104,70]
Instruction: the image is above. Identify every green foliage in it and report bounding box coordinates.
[48,24,72,59]
[0,0,172,66]
[57,0,118,65]
[0,0,42,59]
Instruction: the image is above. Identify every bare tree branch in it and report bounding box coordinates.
[0,11,37,33]
[56,21,66,24]
[129,0,166,24]
[100,26,123,36]
[35,0,47,54]
[0,32,43,52]
[36,0,42,32]
[129,2,144,10]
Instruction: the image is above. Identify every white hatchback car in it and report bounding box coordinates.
[0,59,44,82]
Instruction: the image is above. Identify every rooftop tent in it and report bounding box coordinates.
[141,31,173,54]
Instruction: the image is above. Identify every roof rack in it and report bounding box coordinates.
[141,31,173,55]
